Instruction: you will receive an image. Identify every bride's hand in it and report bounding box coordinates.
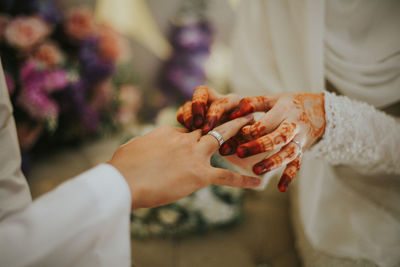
[176,85,241,134]
[108,114,261,210]
[224,93,326,192]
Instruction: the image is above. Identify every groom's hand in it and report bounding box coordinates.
[108,114,261,210]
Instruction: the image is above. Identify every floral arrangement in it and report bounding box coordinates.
[160,0,212,103]
[0,1,140,167]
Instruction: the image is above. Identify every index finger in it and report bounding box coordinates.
[192,85,219,128]
[230,95,277,119]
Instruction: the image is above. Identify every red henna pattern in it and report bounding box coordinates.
[176,106,184,125]
[253,142,299,175]
[237,122,297,158]
[182,101,194,130]
[192,85,210,128]
[293,94,325,139]
[230,96,272,119]
[241,121,267,139]
[278,157,301,192]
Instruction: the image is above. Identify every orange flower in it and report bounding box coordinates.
[4,16,50,50]
[33,42,64,68]
[97,24,130,63]
[64,7,96,40]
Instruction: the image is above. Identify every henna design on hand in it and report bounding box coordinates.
[236,122,297,158]
[192,85,210,128]
[278,157,301,192]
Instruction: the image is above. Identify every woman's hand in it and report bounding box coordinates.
[176,85,241,134]
[108,114,261,210]
[224,93,326,192]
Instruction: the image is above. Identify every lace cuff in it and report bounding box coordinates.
[308,91,400,175]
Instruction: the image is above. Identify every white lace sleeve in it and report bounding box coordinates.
[308,91,400,175]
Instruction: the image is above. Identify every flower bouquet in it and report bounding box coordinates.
[0,1,140,171]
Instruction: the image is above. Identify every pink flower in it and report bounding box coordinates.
[43,69,68,92]
[17,60,67,123]
[4,16,51,50]
[116,85,142,124]
[90,79,115,110]
[0,15,10,42]
[33,42,64,68]
[17,82,59,121]
[97,24,130,63]
[64,8,96,40]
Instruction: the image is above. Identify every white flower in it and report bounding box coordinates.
[158,209,180,225]
[217,186,242,200]
[148,223,163,234]
[133,208,151,219]
[192,187,237,224]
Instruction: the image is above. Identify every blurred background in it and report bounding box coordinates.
[0,0,299,266]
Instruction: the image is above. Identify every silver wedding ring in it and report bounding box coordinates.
[207,130,224,147]
[291,140,303,158]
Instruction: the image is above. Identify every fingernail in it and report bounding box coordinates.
[253,163,266,175]
[194,115,203,128]
[236,146,249,158]
[253,161,273,175]
[219,143,233,155]
[278,175,291,192]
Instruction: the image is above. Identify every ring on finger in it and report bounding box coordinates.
[207,130,224,147]
[291,140,303,158]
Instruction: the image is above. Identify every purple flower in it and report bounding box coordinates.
[161,20,213,100]
[39,1,63,24]
[81,106,100,134]
[79,38,115,84]
[172,22,212,52]
[43,69,68,93]
[58,79,100,134]
[17,60,67,123]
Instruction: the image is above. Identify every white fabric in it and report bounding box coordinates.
[231,0,400,266]
[0,164,132,267]
[0,61,32,220]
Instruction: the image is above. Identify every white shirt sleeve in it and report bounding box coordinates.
[308,91,400,175]
[0,61,32,220]
[0,164,132,267]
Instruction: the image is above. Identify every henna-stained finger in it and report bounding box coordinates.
[182,101,194,130]
[191,85,220,128]
[236,121,298,158]
[176,106,184,126]
[240,107,283,139]
[202,94,241,134]
[219,133,247,156]
[229,95,277,119]
[252,141,301,175]
[277,156,302,192]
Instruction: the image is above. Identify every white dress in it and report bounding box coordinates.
[231,0,400,266]
[0,63,132,266]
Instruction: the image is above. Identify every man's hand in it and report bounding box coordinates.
[108,114,261,210]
